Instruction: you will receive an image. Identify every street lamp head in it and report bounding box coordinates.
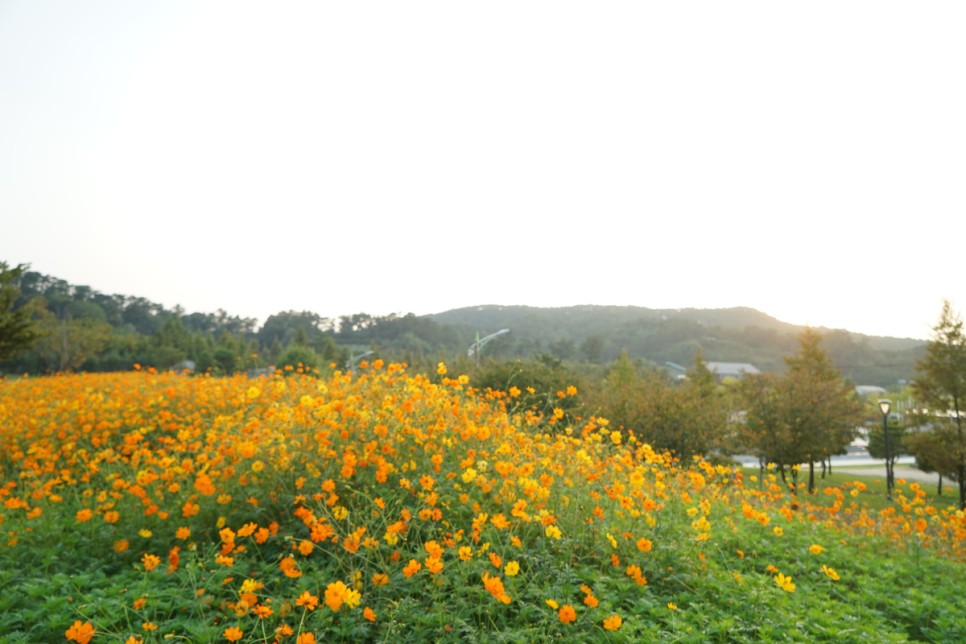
[878,399,892,417]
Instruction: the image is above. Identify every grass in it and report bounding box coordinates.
[1,366,965,642]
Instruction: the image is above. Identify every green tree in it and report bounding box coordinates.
[903,428,958,496]
[735,372,792,476]
[737,329,863,493]
[0,262,39,363]
[911,301,966,510]
[33,303,112,372]
[579,334,605,362]
[594,349,728,459]
[276,344,321,374]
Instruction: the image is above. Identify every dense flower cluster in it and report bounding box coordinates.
[0,364,963,641]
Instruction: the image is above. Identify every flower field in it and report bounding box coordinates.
[1,363,965,642]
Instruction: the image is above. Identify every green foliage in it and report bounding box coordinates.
[0,262,39,363]
[591,349,729,458]
[912,300,966,508]
[31,302,113,372]
[473,357,582,423]
[736,329,865,492]
[276,344,321,373]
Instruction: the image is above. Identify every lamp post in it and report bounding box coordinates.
[878,399,893,500]
[468,329,510,366]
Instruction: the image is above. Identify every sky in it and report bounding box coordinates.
[2,1,964,340]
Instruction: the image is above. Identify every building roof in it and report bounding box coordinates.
[705,362,760,377]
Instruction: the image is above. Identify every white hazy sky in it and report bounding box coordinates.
[2,1,964,340]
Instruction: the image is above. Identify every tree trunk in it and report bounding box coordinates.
[959,462,965,511]
[808,461,815,494]
[937,474,943,496]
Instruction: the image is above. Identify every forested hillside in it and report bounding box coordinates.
[432,305,924,387]
[1,264,924,386]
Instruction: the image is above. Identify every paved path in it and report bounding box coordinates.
[832,464,944,487]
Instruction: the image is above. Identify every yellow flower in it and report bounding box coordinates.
[667,602,678,611]
[774,573,796,593]
[808,544,824,555]
[821,565,840,581]
[546,599,559,610]
[504,561,520,576]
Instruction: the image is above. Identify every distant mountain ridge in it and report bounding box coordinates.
[3,259,925,387]
[429,304,925,387]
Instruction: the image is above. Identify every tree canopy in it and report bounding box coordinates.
[910,301,966,510]
[0,262,39,362]
[736,328,864,493]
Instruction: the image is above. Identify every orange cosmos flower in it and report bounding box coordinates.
[371,572,390,587]
[425,556,444,574]
[558,605,577,624]
[65,620,95,644]
[141,554,161,572]
[223,626,243,641]
[279,556,302,578]
[482,572,511,604]
[167,546,180,573]
[403,559,422,578]
[296,591,319,611]
[603,615,623,631]
[298,540,314,556]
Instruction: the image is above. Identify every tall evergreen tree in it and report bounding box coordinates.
[738,329,863,493]
[912,301,966,510]
[0,262,39,362]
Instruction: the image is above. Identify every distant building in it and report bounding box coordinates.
[705,362,760,380]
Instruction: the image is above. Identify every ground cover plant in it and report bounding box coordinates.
[1,364,965,642]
